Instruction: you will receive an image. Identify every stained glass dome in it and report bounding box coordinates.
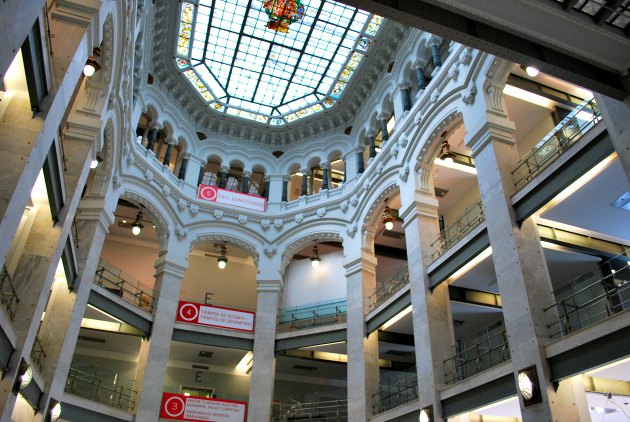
[175,0,383,126]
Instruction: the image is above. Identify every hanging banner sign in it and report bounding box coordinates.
[197,184,267,213]
[176,301,255,333]
[160,393,247,422]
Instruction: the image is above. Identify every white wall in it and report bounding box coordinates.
[281,251,347,308]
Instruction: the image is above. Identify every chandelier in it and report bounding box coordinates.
[263,0,305,33]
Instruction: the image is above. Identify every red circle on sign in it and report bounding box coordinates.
[164,396,186,417]
[199,186,217,201]
[179,303,199,322]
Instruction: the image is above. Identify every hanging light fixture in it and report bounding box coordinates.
[217,243,228,269]
[83,47,102,77]
[382,199,396,231]
[131,208,144,236]
[438,131,456,164]
[310,240,321,268]
[521,65,539,77]
[263,0,305,33]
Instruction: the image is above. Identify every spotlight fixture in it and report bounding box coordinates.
[83,47,102,77]
[12,359,32,394]
[131,208,144,236]
[381,199,396,231]
[438,132,456,164]
[217,243,228,269]
[310,240,321,268]
[48,399,62,422]
[522,65,539,77]
[518,365,542,406]
[419,405,433,422]
[90,154,103,169]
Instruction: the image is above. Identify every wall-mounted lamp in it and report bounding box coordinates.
[310,241,321,268]
[12,359,32,394]
[131,208,144,236]
[438,132,456,164]
[521,65,539,77]
[518,365,543,406]
[48,399,62,422]
[217,243,228,269]
[381,199,396,231]
[90,154,103,169]
[83,47,102,77]
[419,405,433,422]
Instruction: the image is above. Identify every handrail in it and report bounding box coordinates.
[369,266,409,310]
[512,98,601,190]
[65,360,137,413]
[544,248,630,338]
[277,299,347,331]
[443,324,510,385]
[30,337,47,372]
[94,259,154,312]
[430,200,484,261]
[0,265,19,321]
[372,369,418,414]
[271,398,348,421]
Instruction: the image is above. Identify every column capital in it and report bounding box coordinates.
[220,165,230,173]
[412,58,429,69]
[320,162,330,170]
[299,168,310,175]
[242,170,252,177]
[377,111,391,121]
[256,279,282,293]
[263,175,271,182]
[366,129,377,138]
[343,251,378,277]
[393,81,412,96]
[149,121,163,130]
[154,255,188,279]
[427,35,443,47]
[165,136,178,145]
[399,192,439,228]
[282,174,291,182]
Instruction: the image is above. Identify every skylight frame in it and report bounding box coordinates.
[175,0,383,126]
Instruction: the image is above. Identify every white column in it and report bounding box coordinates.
[344,236,379,420]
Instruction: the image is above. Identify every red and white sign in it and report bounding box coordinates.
[160,393,247,422]
[177,301,255,333]
[197,184,267,213]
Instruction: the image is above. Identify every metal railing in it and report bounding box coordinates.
[271,399,348,421]
[277,299,347,332]
[512,98,601,190]
[0,265,19,320]
[443,323,510,385]
[431,200,484,260]
[65,359,137,413]
[30,337,47,372]
[372,369,418,414]
[94,260,154,312]
[369,266,409,310]
[545,250,630,338]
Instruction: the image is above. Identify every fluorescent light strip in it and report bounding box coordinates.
[446,247,493,284]
[503,84,555,109]
[381,305,412,330]
[235,351,254,373]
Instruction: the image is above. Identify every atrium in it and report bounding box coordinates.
[0,0,629,421]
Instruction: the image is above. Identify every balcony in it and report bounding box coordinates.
[372,368,418,415]
[277,299,347,332]
[0,266,19,321]
[431,200,485,261]
[94,260,154,313]
[369,266,409,311]
[272,399,348,421]
[512,99,602,191]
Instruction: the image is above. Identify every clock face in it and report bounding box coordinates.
[518,372,534,400]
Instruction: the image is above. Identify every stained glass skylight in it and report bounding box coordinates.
[176,0,383,125]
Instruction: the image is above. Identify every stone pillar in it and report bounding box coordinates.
[247,256,282,421]
[413,59,428,91]
[178,153,189,180]
[162,137,176,167]
[378,113,390,141]
[429,37,443,67]
[218,165,229,189]
[241,170,251,193]
[300,169,309,196]
[464,83,581,420]
[399,169,454,421]
[146,122,161,152]
[264,176,271,200]
[593,94,630,183]
[195,158,208,186]
[282,176,289,202]
[357,149,365,175]
[368,133,377,159]
[134,251,188,420]
[344,237,380,420]
[401,87,412,112]
[321,163,330,190]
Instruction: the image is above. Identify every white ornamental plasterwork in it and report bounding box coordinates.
[193,235,259,261]
[239,215,248,224]
[177,198,187,211]
[317,208,326,217]
[190,204,199,214]
[295,214,304,224]
[281,232,343,269]
[363,182,399,227]
[214,210,223,219]
[274,219,283,230]
[261,219,270,231]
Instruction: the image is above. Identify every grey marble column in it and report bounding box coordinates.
[219,165,229,189]
[357,150,365,175]
[178,154,189,180]
[282,176,289,202]
[344,248,379,420]
[247,279,281,421]
[134,254,188,420]
[430,44,442,67]
[379,114,390,141]
[415,66,426,91]
[146,122,161,152]
[241,170,251,193]
[300,169,309,196]
[321,163,330,190]
[593,94,630,183]
[401,87,412,112]
[264,176,271,199]
[162,137,176,166]
[368,134,376,158]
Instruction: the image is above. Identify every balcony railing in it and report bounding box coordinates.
[545,250,630,338]
[65,359,137,412]
[372,369,418,415]
[271,399,348,421]
[512,98,601,190]
[277,299,347,332]
[431,200,485,260]
[0,265,19,320]
[369,266,409,310]
[94,260,154,312]
[30,337,46,372]
[443,323,510,385]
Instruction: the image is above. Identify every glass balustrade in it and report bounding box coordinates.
[94,259,154,312]
[431,200,485,261]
